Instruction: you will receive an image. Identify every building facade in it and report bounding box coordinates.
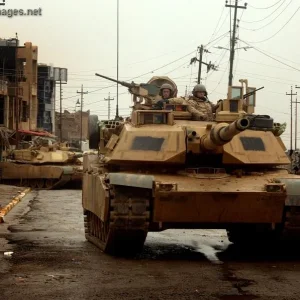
[37,64,55,133]
[0,79,8,127]
[0,38,38,131]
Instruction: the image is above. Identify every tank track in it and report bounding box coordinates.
[227,207,300,245]
[0,176,72,190]
[84,185,150,255]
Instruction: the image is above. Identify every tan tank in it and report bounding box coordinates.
[0,138,83,189]
[82,75,300,255]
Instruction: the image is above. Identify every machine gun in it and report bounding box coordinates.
[243,86,264,99]
[95,73,160,106]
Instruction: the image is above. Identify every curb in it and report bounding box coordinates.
[0,188,31,223]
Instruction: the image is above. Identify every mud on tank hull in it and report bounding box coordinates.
[0,162,83,189]
[82,167,300,255]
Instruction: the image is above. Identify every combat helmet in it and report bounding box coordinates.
[159,83,174,97]
[192,84,207,97]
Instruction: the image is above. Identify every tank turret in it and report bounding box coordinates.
[201,117,250,150]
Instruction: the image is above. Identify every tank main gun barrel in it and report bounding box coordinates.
[95,73,137,88]
[202,118,250,150]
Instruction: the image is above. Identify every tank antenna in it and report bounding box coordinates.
[115,0,120,120]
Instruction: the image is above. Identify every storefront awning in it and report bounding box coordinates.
[18,129,56,138]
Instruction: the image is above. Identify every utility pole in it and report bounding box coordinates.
[77,85,88,151]
[104,93,115,120]
[197,45,203,84]
[294,85,300,150]
[287,86,297,153]
[190,45,217,84]
[54,67,68,142]
[59,76,62,143]
[295,98,298,150]
[225,0,247,86]
[15,34,19,149]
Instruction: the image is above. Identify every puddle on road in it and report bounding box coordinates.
[142,229,230,264]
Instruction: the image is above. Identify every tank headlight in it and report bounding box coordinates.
[265,183,286,192]
[156,182,177,192]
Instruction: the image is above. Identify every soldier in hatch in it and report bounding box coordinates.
[187,84,219,121]
[152,83,175,110]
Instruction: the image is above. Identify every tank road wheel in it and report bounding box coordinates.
[20,179,29,187]
[36,179,45,189]
[45,179,54,189]
[29,179,39,189]
[84,185,150,256]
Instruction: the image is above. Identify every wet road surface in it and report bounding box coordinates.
[0,190,300,299]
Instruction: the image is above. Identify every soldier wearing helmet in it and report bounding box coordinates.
[187,84,218,121]
[152,83,174,110]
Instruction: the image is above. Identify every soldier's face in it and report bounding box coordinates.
[196,91,205,98]
[162,89,171,99]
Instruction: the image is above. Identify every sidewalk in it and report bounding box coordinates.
[0,185,31,223]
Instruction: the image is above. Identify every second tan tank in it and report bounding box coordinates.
[0,138,83,189]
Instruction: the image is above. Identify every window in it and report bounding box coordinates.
[21,101,28,122]
[247,88,256,106]
[231,87,242,99]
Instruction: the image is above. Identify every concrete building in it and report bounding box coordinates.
[55,110,90,145]
[37,64,55,133]
[0,79,8,127]
[0,38,38,131]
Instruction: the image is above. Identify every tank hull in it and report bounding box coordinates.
[82,162,300,255]
[0,162,82,189]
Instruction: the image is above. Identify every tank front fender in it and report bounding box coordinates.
[107,173,154,189]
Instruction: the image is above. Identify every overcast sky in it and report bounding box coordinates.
[1,0,300,148]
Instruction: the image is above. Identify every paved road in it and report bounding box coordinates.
[0,190,300,300]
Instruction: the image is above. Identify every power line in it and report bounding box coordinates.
[164,60,189,75]
[204,31,230,48]
[248,0,284,10]
[239,39,300,72]
[243,6,300,43]
[242,0,287,23]
[206,6,227,45]
[240,0,292,31]
[129,50,196,80]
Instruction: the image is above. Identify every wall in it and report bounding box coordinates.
[55,110,90,143]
